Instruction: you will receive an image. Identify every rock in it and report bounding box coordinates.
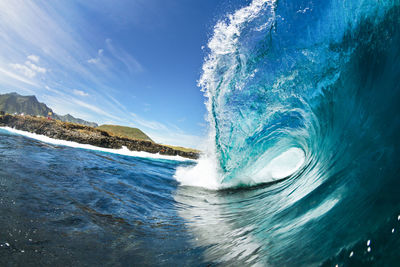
[0,114,200,159]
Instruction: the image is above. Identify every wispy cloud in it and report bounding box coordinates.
[0,0,205,148]
[73,89,89,97]
[9,55,46,78]
[27,54,39,63]
[70,99,121,121]
[10,63,36,78]
[87,58,99,64]
[143,103,151,112]
[130,112,168,131]
[105,38,144,73]
[87,49,103,64]
[0,67,38,87]
[126,112,204,148]
[25,60,46,74]
[45,85,62,94]
[149,131,205,149]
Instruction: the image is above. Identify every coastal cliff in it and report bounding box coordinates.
[0,92,98,127]
[0,114,199,160]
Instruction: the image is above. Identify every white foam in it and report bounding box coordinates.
[0,127,193,162]
[175,147,305,190]
[253,147,305,183]
[174,153,221,190]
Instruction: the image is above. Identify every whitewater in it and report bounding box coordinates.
[0,126,192,162]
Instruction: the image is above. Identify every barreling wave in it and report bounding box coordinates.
[174,0,400,265]
[175,0,400,189]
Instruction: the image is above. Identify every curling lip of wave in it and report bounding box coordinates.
[176,0,308,189]
[176,0,396,189]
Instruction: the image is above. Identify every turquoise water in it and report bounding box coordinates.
[1,0,400,265]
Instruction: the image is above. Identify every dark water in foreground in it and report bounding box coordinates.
[0,130,205,266]
[0,129,400,266]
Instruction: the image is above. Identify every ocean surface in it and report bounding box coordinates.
[1,0,400,266]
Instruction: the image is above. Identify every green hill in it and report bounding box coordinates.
[164,145,200,154]
[97,124,153,142]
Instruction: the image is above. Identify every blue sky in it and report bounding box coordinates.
[0,0,248,148]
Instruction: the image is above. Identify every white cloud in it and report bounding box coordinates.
[10,55,46,78]
[87,49,104,64]
[87,58,100,64]
[10,63,36,78]
[27,54,39,62]
[25,61,46,73]
[73,89,89,96]
[0,67,38,87]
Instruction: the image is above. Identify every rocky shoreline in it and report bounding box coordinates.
[0,114,199,160]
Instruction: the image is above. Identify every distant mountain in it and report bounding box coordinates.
[0,92,98,127]
[0,92,52,117]
[54,114,98,127]
[97,124,154,142]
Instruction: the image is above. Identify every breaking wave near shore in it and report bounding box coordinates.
[174,0,400,265]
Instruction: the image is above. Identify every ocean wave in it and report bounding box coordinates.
[174,0,400,264]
